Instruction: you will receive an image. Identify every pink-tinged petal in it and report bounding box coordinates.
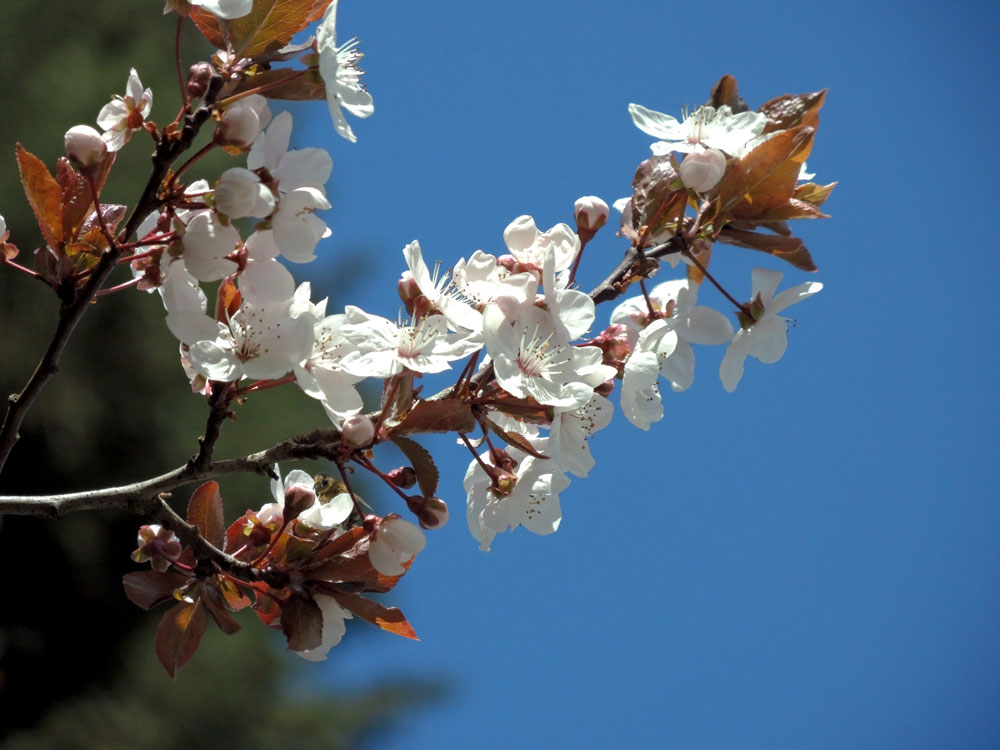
[719,337,749,392]
[769,281,823,315]
[746,318,789,364]
[680,306,734,345]
[750,268,783,305]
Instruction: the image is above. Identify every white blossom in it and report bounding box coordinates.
[369,516,426,576]
[629,103,767,159]
[316,0,374,143]
[97,68,152,151]
[502,215,579,272]
[720,268,823,392]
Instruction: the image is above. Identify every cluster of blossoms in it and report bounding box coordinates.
[0,0,831,672]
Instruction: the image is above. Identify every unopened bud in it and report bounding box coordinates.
[64,125,107,172]
[187,62,214,100]
[216,94,270,149]
[340,414,375,448]
[413,496,449,530]
[574,196,609,232]
[397,271,422,315]
[387,466,417,489]
[678,148,727,193]
[595,379,615,397]
[282,484,317,523]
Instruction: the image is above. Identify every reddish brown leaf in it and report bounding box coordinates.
[628,155,685,237]
[707,74,748,112]
[748,198,830,223]
[187,481,226,549]
[16,144,62,249]
[281,593,324,651]
[716,228,817,272]
[307,526,365,564]
[155,600,207,678]
[391,436,439,497]
[231,68,327,101]
[793,181,837,208]
[202,585,243,635]
[122,571,188,610]
[332,592,418,640]
[190,0,331,59]
[489,394,551,423]
[759,89,827,133]
[713,126,815,224]
[392,399,476,436]
[56,158,92,241]
[217,575,252,611]
[487,420,549,459]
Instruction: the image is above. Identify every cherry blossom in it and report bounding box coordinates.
[464,438,570,552]
[258,467,353,530]
[620,320,676,430]
[180,210,240,282]
[316,0,374,143]
[294,311,365,424]
[64,125,107,170]
[97,68,152,152]
[628,103,767,159]
[502,215,579,272]
[719,268,823,392]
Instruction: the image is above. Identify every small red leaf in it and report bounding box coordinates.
[758,89,828,133]
[202,585,243,635]
[486,420,549,459]
[793,181,837,208]
[392,399,476,436]
[391,436,439,497]
[122,571,188,610]
[187,481,225,549]
[332,593,418,640]
[154,600,207,678]
[716,228,817,272]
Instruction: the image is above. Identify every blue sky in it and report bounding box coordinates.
[277,1,999,746]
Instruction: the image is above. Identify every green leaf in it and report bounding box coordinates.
[391,436,439,497]
[332,592,419,641]
[155,600,208,678]
[190,0,332,59]
[392,399,476,436]
[186,480,226,549]
[122,571,189,610]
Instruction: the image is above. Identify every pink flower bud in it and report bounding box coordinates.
[187,62,214,100]
[678,148,727,193]
[132,524,183,572]
[397,271,422,315]
[340,414,375,448]
[411,496,449,530]
[574,196,610,232]
[387,466,417,489]
[282,484,317,523]
[64,125,107,171]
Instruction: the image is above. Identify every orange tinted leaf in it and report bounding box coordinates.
[155,600,207,678]
[714,126,814,223]
[16,144,62,249]
[716,228,817,272]
[793,181,837,208]
[187,481,225,549]
[332,592,419,640]
[2,242,18,260]
[686,242,712,285]
[190,0,331,58]
[759,89,827,133]
[393,399,476,436]
[391,436,439,497]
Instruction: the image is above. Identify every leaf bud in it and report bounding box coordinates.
[187,62,215,100]
[387,466,417,489]
[132,524,183,572]
[64,125,107,172]
[340,414,375,448]
[678,148,727,193]
[574,195,609,233]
